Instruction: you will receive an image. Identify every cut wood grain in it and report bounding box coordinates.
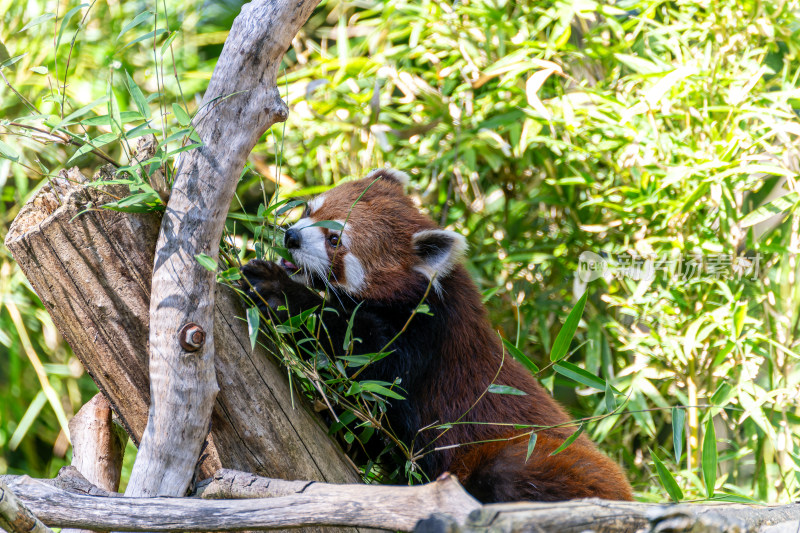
[0,480,54,533]
[4,170,359,490]
[66,393,127,494]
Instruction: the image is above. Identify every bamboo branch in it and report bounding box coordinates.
[4,122,120,167]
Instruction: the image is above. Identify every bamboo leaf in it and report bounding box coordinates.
[246,306,260,350]
[56,3,89,50]
[550,290,588,362]
[502,338,539,374]
[117,10,152,41]
[652,451,684,501]
[118,28,167,52]
[488,384,527,396]
[553,360,606,390]
[702,417,717,498]
[359,381,406,400]
[0,139,20,161]
[525,432,537,463]
[172,103,191,126]
[194,253,217,272]
[125,71,151,120]
[17,13,55,34]
[740,192,799,228]
[307,220,345,230]
[604,382,616,413]
[672,407,685,463]
[549,424,584,456]
[65,132,118,164]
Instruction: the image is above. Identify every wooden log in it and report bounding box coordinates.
[130,0,323,498]
[2,471,799,533]
[4,170,359,488]
[0,480,54,533]
[415,499,800,533]
[0,473,478,532]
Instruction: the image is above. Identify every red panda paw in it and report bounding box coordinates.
[240,259,297,311]
[240,259,322,316]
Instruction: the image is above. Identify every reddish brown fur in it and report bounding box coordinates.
[289,172,634,502]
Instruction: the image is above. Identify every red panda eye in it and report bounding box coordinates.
[328,234,340,247]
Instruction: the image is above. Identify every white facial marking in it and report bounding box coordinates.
[343,253,366,294]
[287,217,329,281]
[307,195,326,214]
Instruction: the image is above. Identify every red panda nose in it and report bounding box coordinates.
[284,228,301,249]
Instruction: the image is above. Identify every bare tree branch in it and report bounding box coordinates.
[0,480,54,533]
[1,472,479,532]
[128,0,323,498]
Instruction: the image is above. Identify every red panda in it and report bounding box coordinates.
[241,168,634,503]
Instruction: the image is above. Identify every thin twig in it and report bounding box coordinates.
[5,122,119,167]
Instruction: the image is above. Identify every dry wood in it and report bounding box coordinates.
[2,470,799,533]
[0,473,478,532]
[66,393,127,493]
[0,480,54,533]
[62,393,127,533]
[4,170,359,490]
[130,0,323,498]
[419,499,800,533]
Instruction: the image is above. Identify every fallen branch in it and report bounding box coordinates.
[2,469,799,532]
[0,472,479,532]
[420,499,800,533]
[0,480,53,533]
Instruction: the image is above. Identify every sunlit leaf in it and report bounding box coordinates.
[525,432,537,463]
[672,407,685,463]
[246,306,259,350]
[488,384,527,396]
[652,451,683,502]
[702,417,717,498]
[549,425,584,456]
[550,291,588,362]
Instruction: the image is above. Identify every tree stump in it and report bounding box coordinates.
[4,168,359,487]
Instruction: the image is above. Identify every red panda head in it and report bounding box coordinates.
[280,168,467,302]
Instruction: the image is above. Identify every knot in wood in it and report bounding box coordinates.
[179,323,206,352]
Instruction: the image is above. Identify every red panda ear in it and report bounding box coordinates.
[411,229,467,284]
[365,167,410,188]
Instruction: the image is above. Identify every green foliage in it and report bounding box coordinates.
[2,0,800,503]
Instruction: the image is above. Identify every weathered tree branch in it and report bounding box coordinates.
[0,472,478,532]
[0,480,54,533]
[1,470,799,533]
[129,0,323,498]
